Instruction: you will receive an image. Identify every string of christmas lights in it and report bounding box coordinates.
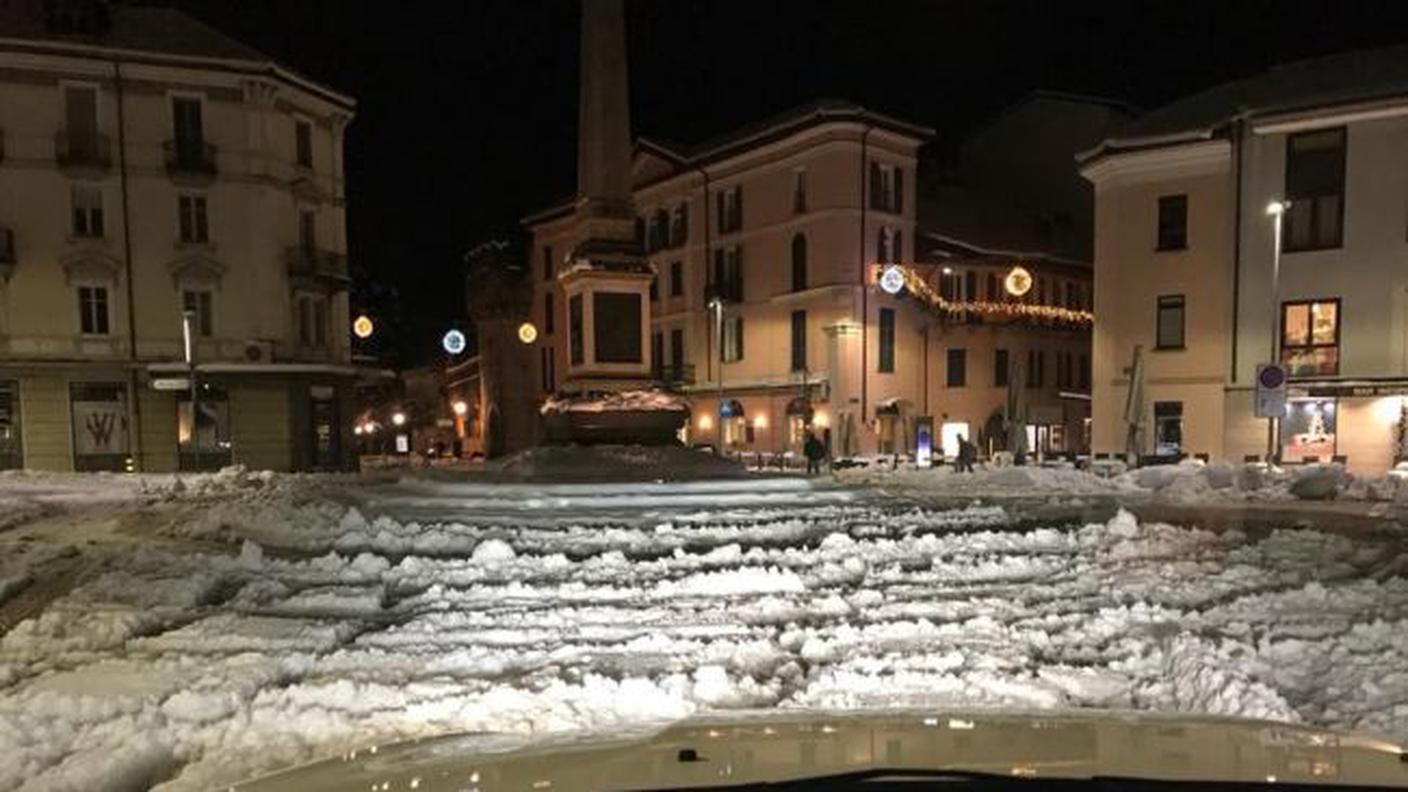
[872,263,1094,327]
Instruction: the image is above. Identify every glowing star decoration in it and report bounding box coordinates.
[517,322,538,344]
[1004,266,1033,297]
[352,315,374,339]
[879,265,906,295]
[442,329,467,355]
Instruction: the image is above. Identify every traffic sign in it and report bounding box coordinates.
[1255,363,1288,418]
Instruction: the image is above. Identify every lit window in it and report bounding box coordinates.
[1281,299,1339,376]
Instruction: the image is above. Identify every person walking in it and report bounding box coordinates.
[803,430,825,476]
[955,434,976,473]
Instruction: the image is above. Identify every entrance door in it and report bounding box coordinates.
[310,394,340,470]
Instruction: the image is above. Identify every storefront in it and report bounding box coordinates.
[1281,382,1408,472]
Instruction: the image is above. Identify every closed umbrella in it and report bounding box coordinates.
[1123,345,1146,463]
[1005,355,1028,460]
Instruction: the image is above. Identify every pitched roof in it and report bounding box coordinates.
[1084,44,1408,160]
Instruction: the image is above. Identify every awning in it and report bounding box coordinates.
[784,397,813,417]
[719,399,745,418]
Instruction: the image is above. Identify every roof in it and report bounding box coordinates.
[0,5,353,108]
[524,98,933,226]
[917,185,1090,271]
[1084,44,1408,161]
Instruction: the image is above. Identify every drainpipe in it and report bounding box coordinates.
[859,125,873,435]
[114,59,144,470]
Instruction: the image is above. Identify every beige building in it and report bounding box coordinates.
[0,1,362,471]
[1082,46,1408,473]
[526,101,1093,459]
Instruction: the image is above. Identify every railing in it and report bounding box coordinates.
[285,246,350,285]
[54,131,112,171]
[163,139,218,178]
[653,362,696,386]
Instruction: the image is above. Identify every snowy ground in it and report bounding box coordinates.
[0,468,1407,790]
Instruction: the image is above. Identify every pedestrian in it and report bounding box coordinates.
[803,430,824,476]
[955,434,975,473]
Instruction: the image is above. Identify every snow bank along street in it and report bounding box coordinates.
[1,467,1407,789]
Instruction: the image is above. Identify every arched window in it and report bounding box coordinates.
[791,233,807,292]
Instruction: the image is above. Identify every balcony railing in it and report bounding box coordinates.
[285,245,350,288]
[163,139,218,179]
[54,131,112,172]
[0,227,15,278]
[653,362,696,386]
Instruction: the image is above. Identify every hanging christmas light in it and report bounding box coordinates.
[869,262,1093,327]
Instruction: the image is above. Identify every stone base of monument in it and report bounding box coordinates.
[540,389,690,446]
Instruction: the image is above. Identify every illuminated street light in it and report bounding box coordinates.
[517,322,538,344]
[1265,199,1290,216]
[1004,266,1033,297]
[352,315,375,339]
[391,411,407,427]
[442,329,467,355]
[451,400,469,416]
[353,425,364,436]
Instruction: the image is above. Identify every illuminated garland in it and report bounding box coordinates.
[872,263,1094,327]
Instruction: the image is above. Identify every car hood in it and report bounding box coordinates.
[229,709,1408,791]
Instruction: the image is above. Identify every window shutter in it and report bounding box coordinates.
[734,246,744,302]
[737,317,744,360]
[716,191,725,234]
[733,186,743,230]
[895,168,904,213]
[869,161,881,208]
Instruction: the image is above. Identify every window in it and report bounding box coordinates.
[171,96,205,165]
[1154,401,1183,456]
[793,168,807,214]
[669,204,688,247]
[295,119,313,168]
[1037,278,1046,305]
[1156,294,1186,350]
[178,193,209,244]
[77,285,108,335]
[878,307,895,373]
[1283,127,1345,251]
[717,185,742,233]
[1027,349,1045,388]
[790,310,807,372]
[540,346,555,393]
[722,315,744,362]
[70,382,129,471]
[543,292,554,335]
[1079,354,1091,390]
[1157,194,1188,250]
[669,261,683,297]
[712,245,743,302]
[649,274,659,302]
[791,234,807,292]
[1281,299,1340,376]
[569,294,584,365]
[670,328,684,373]
[297,295,328,347]
[177,384,231,471]
[313,298,327,346]
[869,161,903,213]
[71,184,103,237]
[298,209,317,251]
[297,296,311,345]
[651,330,664,372]
[995,348,1009,387]
[648,209,668,252]
[182,289,213,337]
[543,245,554,281]
[947,348,966,387]
[63,85,100,161]
[877,227,901,264]
[987,273,1000,301]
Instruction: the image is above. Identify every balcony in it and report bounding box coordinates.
[653,362,696,386]
[54,131,112,173]
[0,227,14,279]
[163,139,218,181]
[285,245,350,290]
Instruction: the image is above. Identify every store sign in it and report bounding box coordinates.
[1304,382,1408,398]
[879,265,906,295]
[1255,363,1288,418]
[150,377,191,391]
[914,416,934,469]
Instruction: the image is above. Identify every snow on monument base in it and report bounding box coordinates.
[540,389,690,446]
[485,444,748,481]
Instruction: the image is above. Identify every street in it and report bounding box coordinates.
[0,468,1406,790]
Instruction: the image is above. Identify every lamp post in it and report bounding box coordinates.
[181,309,199,471]
[1266,199,1290,464]
[709,296,724,453]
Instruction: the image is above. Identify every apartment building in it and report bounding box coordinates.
[1081,46,1408,473]
[0,1,360,471]
[526,100,1094,458]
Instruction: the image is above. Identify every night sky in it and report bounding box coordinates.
[170,0,1408,366]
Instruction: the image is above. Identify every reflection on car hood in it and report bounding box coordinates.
[229,709,1408,791]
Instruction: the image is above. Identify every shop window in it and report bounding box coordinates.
[1281,299,1339,376]
[177,384,231,471]
[0,381,20,469]
[1153,401,1183,457]
[1281,398,1337,461]
[71,382,129,471]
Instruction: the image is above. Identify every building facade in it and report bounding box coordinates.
[0,2,361,471]
[526,101,1093,459]
[1082,46,1408,473]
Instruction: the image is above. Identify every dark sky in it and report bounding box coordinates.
[171,0,1408,366]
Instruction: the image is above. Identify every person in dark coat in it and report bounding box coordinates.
[955,435,976,473]
[803,430,825,475]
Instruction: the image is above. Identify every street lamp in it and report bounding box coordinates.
[392,411,407,427]
[451,400,468,417]
[1265,199,1290,463]
[709,295,724,452]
